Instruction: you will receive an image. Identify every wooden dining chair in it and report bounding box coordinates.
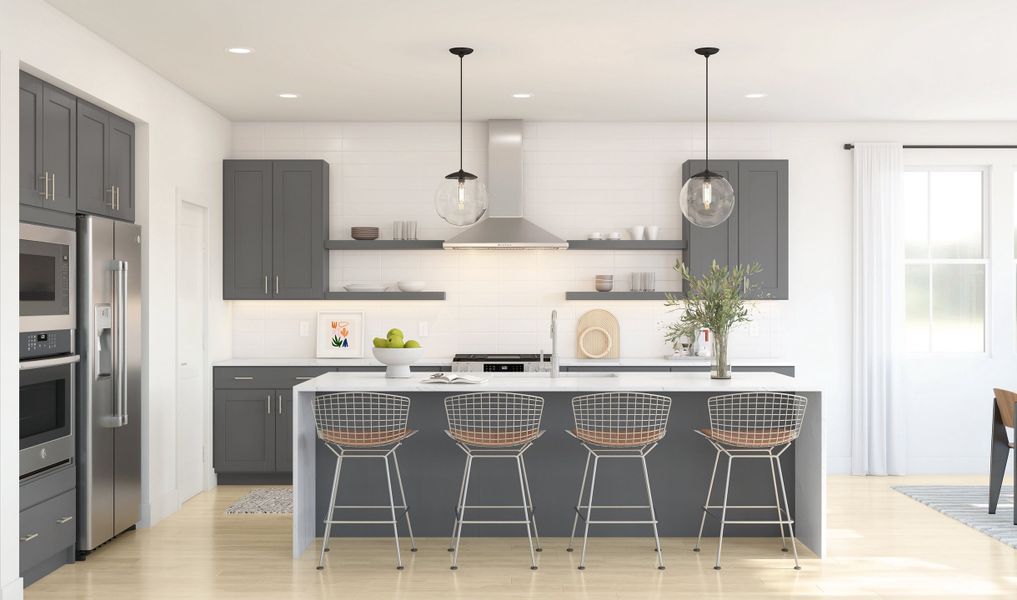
[990,388,1016,524]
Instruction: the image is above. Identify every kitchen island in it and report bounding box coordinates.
[291,372,824,559]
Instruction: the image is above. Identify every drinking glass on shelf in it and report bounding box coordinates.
[393,221,404,240]
[630,272,643,292]
[644,272,656,292]
[405,221,417,240]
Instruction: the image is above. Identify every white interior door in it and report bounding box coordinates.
[176,198,208,504]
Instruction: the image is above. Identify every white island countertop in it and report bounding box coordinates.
[214,356,795,368]
[293,371,817,393]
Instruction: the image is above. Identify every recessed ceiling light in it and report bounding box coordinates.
[278,93,300,99]
[512,93,533,99]
[744,93,768,99]
[226,47,254,54]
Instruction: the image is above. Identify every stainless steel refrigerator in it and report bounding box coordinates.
[77,215,142,552]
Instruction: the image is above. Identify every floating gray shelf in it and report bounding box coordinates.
[325,240,445,250]
[565,291,683,301]
[566,240,687,250]
[325,291,447,301]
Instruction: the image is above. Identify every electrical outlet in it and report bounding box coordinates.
[299,321,310,337]
[419,321,429,338]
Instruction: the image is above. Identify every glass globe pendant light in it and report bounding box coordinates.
[435,47,488,227]
[679,47,735,228]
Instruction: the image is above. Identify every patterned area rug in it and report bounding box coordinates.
[894,485,1016,549]
[224,487,293,516]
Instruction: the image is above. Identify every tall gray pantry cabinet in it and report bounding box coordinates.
[681,159,789,299]
[222,160,329,300]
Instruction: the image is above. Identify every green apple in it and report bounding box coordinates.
[387,338,405,348]
[387,328,404,338]
[403,340,421,348]
[372,337,388,348]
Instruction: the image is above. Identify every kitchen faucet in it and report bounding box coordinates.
[550,310,560,378]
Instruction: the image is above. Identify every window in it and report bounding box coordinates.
[903,168,987,353]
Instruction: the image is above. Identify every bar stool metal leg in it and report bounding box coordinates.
[694,449,721,553]
[639,454,665,570]
[448,454,470,552]
[515,456,538,570]
[382,454,404,570]
[391,450,417,552]
[577,455,600,570]
[567,450,592,552]
[769,455,788,552]
[519,454,542,552]
[714,454,733,570]
[450,455,473,570]
[774,455,801,569]
[317,455,343,570]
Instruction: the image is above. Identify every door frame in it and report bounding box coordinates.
[174,192,212,504]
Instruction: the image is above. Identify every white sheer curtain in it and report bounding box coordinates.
[851,142,906,476]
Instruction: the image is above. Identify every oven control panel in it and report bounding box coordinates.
[20,330,72,360]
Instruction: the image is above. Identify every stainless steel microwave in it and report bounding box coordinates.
[20,223,75,332]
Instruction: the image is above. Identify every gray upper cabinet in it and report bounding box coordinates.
[19,72,76,214]
[76,99,135,222]
[223,159,329,300]
[213,390,277,473]
[682,159,788,299]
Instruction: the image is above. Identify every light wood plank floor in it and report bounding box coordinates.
[25,475,1017,599]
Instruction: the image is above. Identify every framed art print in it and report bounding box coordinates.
[316,312,365,358]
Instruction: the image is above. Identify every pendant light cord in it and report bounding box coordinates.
[704,53,709,173]
[459,53,464,172]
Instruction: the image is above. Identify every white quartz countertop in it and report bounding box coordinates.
[293,371,818,393]
[213,356,794,368]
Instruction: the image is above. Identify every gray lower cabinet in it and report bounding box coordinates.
[76,99,135,222]
[682,159,788,299]
[223,160,329,300]
[19,463,76,587]
[20,71,77,218]
[213,367,335,480]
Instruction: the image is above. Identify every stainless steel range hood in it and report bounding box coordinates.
[443,120,568,249]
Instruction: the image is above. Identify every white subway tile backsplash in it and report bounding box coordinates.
[229,121,784,360]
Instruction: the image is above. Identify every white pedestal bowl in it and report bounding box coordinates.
[372,347,424,378]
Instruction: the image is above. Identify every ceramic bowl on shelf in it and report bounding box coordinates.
[344,283,388,292]
[372,346,425,378]
[351,226,380,240]
[396,281,426,292]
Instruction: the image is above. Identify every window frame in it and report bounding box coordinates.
[902,165,990,356]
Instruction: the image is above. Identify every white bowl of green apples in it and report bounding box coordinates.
[372,329,424,378]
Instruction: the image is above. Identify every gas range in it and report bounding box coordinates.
[451,353,552,373]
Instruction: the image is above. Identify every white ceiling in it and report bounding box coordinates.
[45,0,1017,122]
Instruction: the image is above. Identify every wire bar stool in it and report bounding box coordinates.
[693,392,808,570]
[313,392,417,571]
[444,392,544,570]
[566,392,672,570]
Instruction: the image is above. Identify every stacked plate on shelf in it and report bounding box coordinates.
[351,226,380,240]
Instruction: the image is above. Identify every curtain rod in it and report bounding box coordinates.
[843,144,1017,150]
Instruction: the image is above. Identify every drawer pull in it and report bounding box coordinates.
[233,376,255,380]
[20,533,39,543]
[57,516,74,524]
[295,376,314,380]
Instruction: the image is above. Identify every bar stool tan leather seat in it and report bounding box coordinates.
[444,392,544,570]
[566,392,672,570]
[313,392,417,571]
[694,392,807,570]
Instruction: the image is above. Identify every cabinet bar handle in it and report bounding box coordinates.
[57,516,73,524]
[106,186,115,206]
[233,376,254,380]
[295,376,313,380]
[266,394,272,414]
[275,276,279,295]
[20,533,39,543]
[264,275,268,295]
[116,186,121,210]
[51,173,56,200]
[278,394,283,414]
[39,172,49,199]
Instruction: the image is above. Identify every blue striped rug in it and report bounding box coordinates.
[894,485,1016,549]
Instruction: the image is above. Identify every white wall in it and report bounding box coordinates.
[230,120,1017,477]
[0,0,230,596]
